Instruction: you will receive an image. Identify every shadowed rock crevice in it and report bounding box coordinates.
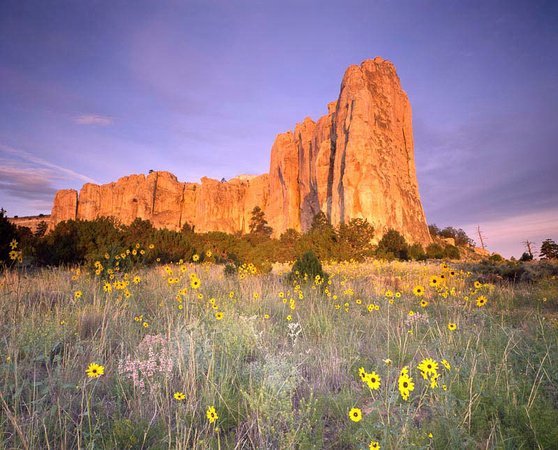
[326,116,337,223]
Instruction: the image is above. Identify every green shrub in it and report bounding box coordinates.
[224,263,237,277]
[289,251,328,284]
[426,243,445,259]
[36,220,82,265]
[443,244,461,260]
[429,224,474,246]
[467,260,558,283]
[519,252,533,262]
[408,243,427,261]
[336,218,375,261]
[0,208,19,267]
[376,229,409,260]
[488,253,504,263]
[26,215,477,269]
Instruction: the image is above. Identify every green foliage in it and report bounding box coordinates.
[295,213,338,260]
[181,221,195,234]
[0,208,18,266]
[147,228,197,264]
[35,220,48,238]
[540,238,558,259]
[249,206,272,237]
[123,218,155,245]
[424,242,461,260]
[278,228,301,260]
[426,243,445,259]
[428,223,440,239]
[376,229,409,260]
[21,214,476,268]
[36,220,81,265]
[519,252,533,262]
[488,253,504,262]
[336,218,374,261]
[429,224,474,246]
[223,263,237,277]
[443,244,461,260]
[1,258,558,447]
[36,218,123,266]
[468,259,558,283]
[310,211,330,231]
[408,243,426,261]
[289,250,327,284]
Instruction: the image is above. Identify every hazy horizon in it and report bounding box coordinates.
[1,0,557,258]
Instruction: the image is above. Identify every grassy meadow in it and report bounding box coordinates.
[1,252,557,449]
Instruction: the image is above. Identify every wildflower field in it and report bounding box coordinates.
[1,250,557,449]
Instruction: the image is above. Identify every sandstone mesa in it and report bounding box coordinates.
[50,57,431,245]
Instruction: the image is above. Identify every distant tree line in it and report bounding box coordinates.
[0,206,509,271]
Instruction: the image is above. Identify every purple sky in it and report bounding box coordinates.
[1,0,557,258]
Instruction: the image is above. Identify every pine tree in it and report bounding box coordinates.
[35,220,48,237]
[540,239,558,259]
[249,206,272,237]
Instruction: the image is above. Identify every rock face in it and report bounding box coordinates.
[51,190,78,224]
[329,58,429,243]
[49,57,431,244]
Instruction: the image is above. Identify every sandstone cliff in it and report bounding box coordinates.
[49,57,431,244]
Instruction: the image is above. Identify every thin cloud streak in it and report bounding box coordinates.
[0,165,57,199]
[0,143,97,184]
[74,114,113,126]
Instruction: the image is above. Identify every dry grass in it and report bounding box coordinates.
[0,260,557,449]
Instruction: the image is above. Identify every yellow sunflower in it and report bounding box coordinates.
[417,358,438,379]
[476,295,488,307]
[358,367,367,382]
[173,391,186,401]
[398,372,414,401]
[365,372,381,390]
[429,276,440,288]
[206,406,218,424]
[86,363,105,378]
[190,277,201,289]
[348,407,362,422]
[413,285,425,297]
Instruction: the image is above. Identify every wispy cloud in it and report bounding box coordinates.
[0,163,60,215]
[0,165,57,200]
[0,144,97,216]
[0,143,96,184]
[74,114,113,126]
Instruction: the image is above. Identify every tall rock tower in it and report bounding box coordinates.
[266,57,431,244]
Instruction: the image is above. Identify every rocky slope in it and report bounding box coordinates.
[49,57,431,244]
